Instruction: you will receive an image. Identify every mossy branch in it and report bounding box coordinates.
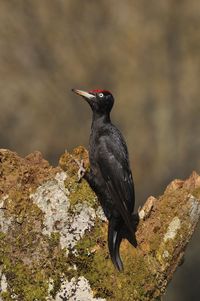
[0,147,199,301]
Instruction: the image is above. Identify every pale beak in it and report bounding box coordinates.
[72,89,95,100]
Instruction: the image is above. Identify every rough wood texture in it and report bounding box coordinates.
[0,147,199,301]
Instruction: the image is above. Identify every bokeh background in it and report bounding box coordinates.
[0,1,199,300]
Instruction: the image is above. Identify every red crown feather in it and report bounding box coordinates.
[89,89,111,94]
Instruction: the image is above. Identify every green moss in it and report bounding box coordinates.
[66,177,97,208]
[49,232,60,246]
[155,207,191,271]
[149,189,190,255]
[68,219,161,301]
[0,229,76,300]
[0,292,11,301]
[0,231,6,240]
[0,200,73,300]
[192,187,200,198]
[64,184,195,300]
[59,146,96,208]
[5,263,48,301]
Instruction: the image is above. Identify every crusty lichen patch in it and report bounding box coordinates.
[188,194,200,223]
[0,271,8,298]
[30,172,99,250]
[30,172,70,240]
[163,217,181,242]
[0,195,13,233]
[46,276,106,301]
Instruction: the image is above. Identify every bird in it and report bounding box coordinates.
[72,88,138,271]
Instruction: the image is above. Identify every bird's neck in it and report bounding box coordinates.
[92,112,111,128]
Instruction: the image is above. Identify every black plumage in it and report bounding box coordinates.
[72,88,138,271]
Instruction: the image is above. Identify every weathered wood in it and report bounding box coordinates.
[0,147,199,301]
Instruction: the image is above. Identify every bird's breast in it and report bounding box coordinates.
[88,130,102,173]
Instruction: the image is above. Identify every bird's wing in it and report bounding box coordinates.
[97,136,135,233]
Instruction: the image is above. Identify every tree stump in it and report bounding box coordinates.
[0,147,199,301]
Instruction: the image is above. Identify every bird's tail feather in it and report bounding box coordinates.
[108,218,123,271]
[108,215,138,272]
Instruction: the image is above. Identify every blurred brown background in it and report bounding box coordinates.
[0,1,199,300]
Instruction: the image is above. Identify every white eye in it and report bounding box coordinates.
[98,93,104,98]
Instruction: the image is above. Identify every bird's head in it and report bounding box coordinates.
[72,88,114,114]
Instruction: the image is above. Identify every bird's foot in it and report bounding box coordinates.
[138,196,157,220]
[74,158,86,182]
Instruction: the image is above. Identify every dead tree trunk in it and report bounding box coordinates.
[0,147,199,301]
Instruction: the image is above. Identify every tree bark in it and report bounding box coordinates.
[0,147,199,301]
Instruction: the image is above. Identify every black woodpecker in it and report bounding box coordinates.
[72,88,138,271]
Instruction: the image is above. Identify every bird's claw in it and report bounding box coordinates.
[74,159,86,182]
